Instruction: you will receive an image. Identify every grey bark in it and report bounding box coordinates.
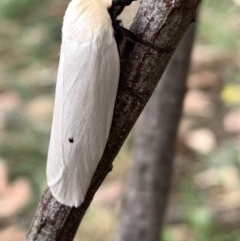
[26,1,200,240]
[113,24,197,241]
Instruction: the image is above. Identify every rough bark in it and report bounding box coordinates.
[26,1,201,241]
[113,23,197,241]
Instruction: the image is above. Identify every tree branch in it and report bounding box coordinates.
[26,0,201,240]
[113,23,197,241]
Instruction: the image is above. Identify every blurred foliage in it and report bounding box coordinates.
[0,0,47,19]
[0,0,69,224]
[222,84,240,106]
[198,0,240,50]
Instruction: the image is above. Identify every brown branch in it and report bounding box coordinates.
[26,0,201,240]
[113,23,197,241]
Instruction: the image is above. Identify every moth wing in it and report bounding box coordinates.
[47,30,120,207]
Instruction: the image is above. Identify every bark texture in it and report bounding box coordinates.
[26,1,200,240]
[113,23,197,241]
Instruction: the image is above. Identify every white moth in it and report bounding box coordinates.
[47,0,120,207]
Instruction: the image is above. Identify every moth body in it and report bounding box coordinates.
[47,0,120,207]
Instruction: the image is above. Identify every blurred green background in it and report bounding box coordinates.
[0,0,240,240]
